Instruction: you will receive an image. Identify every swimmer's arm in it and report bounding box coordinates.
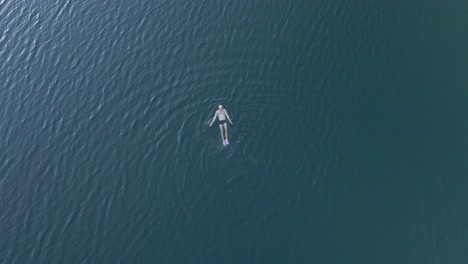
[209,111,218,126]
[224,110,233,124]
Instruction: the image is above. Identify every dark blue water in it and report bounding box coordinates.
[0,0,466,263]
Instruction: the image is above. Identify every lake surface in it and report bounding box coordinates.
[0,0,467,263]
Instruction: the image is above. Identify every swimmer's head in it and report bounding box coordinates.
[218,105,223,110]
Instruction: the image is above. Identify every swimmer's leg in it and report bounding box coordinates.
[219,124,225,141]
[223,123,228,142]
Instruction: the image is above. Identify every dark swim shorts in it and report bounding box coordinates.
[218,119,227,125]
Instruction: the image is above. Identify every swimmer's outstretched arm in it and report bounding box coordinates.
[224,110,233,124]
[209,111,218,126]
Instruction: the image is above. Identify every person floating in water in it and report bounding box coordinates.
[209,105,233,146]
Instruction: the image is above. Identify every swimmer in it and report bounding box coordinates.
[209,105,233,145]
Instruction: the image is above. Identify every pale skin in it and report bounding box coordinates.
[209,105,233,142]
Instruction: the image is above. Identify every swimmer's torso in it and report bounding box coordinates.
[216,110,226,120]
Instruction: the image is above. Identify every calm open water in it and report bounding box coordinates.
[0,0,467,263]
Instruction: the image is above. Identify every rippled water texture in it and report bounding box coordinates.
[0,0,467,263]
